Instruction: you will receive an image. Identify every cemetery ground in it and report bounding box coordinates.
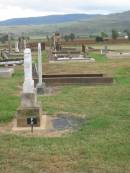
[0,47,130,173]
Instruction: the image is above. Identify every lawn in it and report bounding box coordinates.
[0,52,130,173]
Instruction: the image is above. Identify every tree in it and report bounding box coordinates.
[96,36,103,42]
[101,32,108,38]
[0,34,8,43]
[64,35,70,42]
[69,33,75,41]
[112,30,119,40]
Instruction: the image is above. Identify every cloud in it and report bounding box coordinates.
[0,0,130,20]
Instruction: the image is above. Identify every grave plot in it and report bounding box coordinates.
[0,48,24,66]
[106,51,130,59]
[33,64,113,90]
[14,45,86,134]
[99,45,130,59]
[0,34,27,66]
[12,114,85,137]
[47,32,95,62]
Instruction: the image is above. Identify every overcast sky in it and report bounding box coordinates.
[0,0,130,21]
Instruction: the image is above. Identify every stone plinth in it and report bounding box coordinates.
[17,106,42,127]
[17,92,42,127]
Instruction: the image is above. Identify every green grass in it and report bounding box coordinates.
[0,67,23,123]
[90,52,107,62]
[0,51,130,172]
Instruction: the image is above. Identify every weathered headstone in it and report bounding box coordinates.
[15,41,19,53]
[101,45,108,55]
[36,43,45,94]
[17,48,42,127]
[104,45,108,54]
[82,44,86,54]
[8,33,12,53]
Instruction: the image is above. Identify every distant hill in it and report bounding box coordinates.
[0,14,96,26]
[0,11,130,36]
[56,11,130,35]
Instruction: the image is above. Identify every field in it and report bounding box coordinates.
[0,45,130,172]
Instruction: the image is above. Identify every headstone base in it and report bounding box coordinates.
[36,83,46,95]
[16,106,42,127]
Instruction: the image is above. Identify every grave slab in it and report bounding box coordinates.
[0,68,14,78]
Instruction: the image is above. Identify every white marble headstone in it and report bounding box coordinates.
[38,43,43,86]
[24,40,27,49]
[15,41,19,53]
[23,48,34,93]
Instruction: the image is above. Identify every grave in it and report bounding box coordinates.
[33,66,113,89]
[12,114,85,136]
[0,39,24,66]
[106,51,130,59]
[0,68,14,78]
[47,32,95,62]
[16,48,42,127]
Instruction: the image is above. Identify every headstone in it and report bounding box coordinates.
[104,45,108,54]
[36,43,45,95]
[23,49,34,94]
[101,45,108,55]
[41,42,46,50]
[8,33,12,53]
[17,48,42,127]
[24,40,27,49]
[53,32,62,51]
[15,41,19,53]
[82,44,86,54]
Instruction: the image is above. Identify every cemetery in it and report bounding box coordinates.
[0,19,130,173]
[0,37,130,172]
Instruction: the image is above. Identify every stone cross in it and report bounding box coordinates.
[23,48,34,93]
[15,41,19,53]
[38,43,43,85]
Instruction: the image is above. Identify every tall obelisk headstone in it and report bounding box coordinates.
[17,48,42,127]
[36,43,45,95]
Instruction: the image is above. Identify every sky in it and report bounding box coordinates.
[0,0,130,21]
